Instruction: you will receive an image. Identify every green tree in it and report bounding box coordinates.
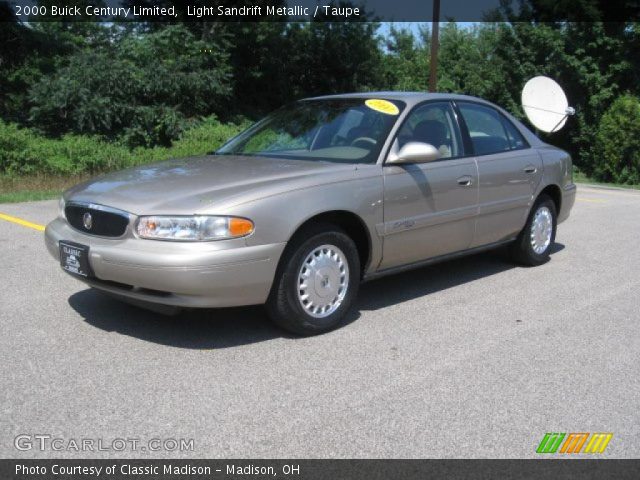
[382,25,429,91]
[282,16,383,99]
[559,22,632,174]
[28,25,232,147]
[593,95,640,184]
[223,22,290,116]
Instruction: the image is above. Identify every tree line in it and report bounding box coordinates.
[1,1,639,183]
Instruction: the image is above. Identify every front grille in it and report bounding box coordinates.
[65,203,129,237]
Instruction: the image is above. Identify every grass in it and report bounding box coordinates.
[573,170,640,190]
[0,175,91,203]
[0,116,248,203]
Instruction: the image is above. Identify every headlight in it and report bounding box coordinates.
[58,197,66,219]
[136,216,254,241]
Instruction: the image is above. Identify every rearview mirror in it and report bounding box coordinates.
[387,142,441,165]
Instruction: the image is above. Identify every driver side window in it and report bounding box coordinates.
[397,102,461,158]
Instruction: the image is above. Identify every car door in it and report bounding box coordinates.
[379,101,479,270]
[455,101,543,248]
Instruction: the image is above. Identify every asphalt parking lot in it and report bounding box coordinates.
[1,185,639,459]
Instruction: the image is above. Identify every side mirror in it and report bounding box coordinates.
[387,142,441,165]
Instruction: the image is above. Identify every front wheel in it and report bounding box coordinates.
[266,224,360,336]
[511,195,557,266]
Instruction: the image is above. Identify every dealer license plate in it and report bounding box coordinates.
[59,241,92,277]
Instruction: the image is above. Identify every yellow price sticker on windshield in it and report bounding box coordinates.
[365,99,399,116]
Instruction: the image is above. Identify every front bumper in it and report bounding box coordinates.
[45,217,286,308]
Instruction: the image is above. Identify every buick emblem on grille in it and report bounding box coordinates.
[82,212,93,230]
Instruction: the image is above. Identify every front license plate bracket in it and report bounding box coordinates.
[59,241,93,278]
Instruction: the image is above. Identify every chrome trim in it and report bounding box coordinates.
[66,201,131,219]
[65,201,132,239]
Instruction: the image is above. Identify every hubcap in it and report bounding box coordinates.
[530,206,553,254]
[297,244,349,318]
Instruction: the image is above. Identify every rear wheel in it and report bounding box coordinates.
[511,194,557,266]
[266,224,360,336]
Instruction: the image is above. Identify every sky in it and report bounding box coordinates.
[378,22,478,40]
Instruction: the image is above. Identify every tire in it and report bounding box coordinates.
[266,223,360,336]
[511,194,557,266]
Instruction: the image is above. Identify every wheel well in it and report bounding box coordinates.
[539,184,562,214]
[292,211,371,276]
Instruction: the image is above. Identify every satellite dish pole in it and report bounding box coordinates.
[429,0,440,92]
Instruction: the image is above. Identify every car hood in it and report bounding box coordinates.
[65,155,359,215]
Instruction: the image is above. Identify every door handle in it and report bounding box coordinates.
[524,165,537,174]
[457,175,473,186]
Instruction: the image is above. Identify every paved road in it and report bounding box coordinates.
[1,185,638,459]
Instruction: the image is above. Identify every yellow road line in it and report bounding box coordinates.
[0,212,45,231]
[577,198,607,203]
[578,187,640,198]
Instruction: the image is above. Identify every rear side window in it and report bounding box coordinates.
[501,115,528,150]
[458,102,528,155]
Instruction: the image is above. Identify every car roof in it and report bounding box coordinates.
[304,91,496,108]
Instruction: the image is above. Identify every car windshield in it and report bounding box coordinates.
[216,98,405,164]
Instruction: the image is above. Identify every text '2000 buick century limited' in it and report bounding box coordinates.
[45,92,576,335]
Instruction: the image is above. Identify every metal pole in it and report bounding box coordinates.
[429,0,440,92]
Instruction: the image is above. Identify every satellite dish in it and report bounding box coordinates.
[521,76,575,133]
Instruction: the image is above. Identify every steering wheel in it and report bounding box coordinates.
[350,137,377,148]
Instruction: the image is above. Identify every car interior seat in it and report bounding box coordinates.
[411,120,451,157]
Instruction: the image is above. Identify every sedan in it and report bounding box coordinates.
[45,92,576,335]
